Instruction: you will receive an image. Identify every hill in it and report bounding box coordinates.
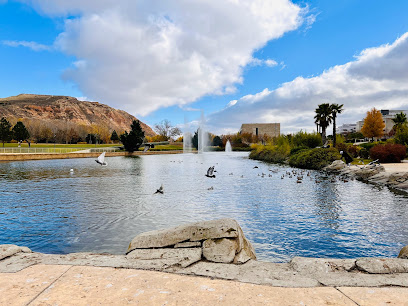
[0,94,155,142]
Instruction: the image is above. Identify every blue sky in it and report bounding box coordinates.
[1,0,408,134]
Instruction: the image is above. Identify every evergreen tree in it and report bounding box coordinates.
[12,121,30,142]
[120,120,145,152]
[0,117,12,147]
[192,129,199,150]
[110,130,119,142]
[212,135,223,147]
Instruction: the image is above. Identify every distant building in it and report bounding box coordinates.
[356,109,408,135]
[240,123,280,138]
[336,123,357,135]
[380,110,408,134]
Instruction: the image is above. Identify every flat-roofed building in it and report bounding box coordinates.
[380,110,408,134]
[240,123,280,138]
[336,123,357,135]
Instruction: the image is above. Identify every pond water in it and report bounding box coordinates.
[0,152,407,262]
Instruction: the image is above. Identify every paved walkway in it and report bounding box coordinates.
[1,264,408,305]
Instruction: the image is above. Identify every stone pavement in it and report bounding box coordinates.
[2,264,408,305]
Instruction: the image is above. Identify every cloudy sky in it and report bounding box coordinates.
[1,0,408,134]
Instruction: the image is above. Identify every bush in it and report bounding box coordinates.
[288,148,341,170]
[369,144,407,163]
[290,146,309,156]
[347,145,361,158]
[359,148,369,159]
[249,142,290,163]
[291,131,322,148]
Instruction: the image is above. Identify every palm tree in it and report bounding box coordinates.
[392,112,407,131]
[330,103,344,148]
[314,103,332,145]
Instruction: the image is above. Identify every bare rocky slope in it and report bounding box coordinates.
[0,94,155,136]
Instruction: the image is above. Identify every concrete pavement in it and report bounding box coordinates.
[2,264,408,305]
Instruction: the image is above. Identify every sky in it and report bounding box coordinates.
[1,0,408,135]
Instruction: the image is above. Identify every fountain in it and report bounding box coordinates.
[183,111,209,153]
[225,140,232,152]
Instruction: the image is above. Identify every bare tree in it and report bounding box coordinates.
[154,119,182,141]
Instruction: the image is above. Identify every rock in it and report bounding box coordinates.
[127,219,257,265]
[354,165,385,180]
[388,172,408,185]
[0,244,31,261]
[356,258,408,274]
[174,241,202,248]
[126,248,202,268]
[203,238,238,263]
[290,257,356,275]
[127,219,240,252]
[324,160,346,172]
[398,246,408,259]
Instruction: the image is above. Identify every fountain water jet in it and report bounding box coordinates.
[225,140,232,152]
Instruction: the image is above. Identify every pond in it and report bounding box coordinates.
[0,152,407,262]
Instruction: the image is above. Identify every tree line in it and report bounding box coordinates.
[0,117,125,146]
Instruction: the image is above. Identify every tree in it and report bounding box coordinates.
[314,103,332,145]
[361,108,385,140]
[0,117,12,147]
[110,130,119,143]
[12,121,30,141]
[330,103,344,148]
[154,119,182,140]
[392,112,407,131]
[120,120,145,152]
[212,135,223,147]
[192,129,199,150]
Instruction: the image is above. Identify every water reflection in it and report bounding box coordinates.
[0,153,407,262]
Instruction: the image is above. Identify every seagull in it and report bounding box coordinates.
[95,152,108,166]
[154,184,164,194]
[205,166,216,178]
[207,186,214,190]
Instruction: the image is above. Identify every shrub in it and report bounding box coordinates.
[359,148,369,159]
[290,146,309,156]
[249,141,290,163]
[347,145,361,158]
[360,142,384,151]
[369,144,407,163]
[288,148,341,170]
[291,131,322,148]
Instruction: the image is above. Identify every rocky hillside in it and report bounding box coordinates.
[0,94,155,137]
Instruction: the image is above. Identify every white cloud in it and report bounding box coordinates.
[250,58,278,68]
[19,0,305,116]
[207,33,408,134]
[2,40,52,51]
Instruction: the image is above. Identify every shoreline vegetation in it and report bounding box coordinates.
[249,131,407,170]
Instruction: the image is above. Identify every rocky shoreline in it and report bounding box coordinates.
[2,219,408,288]
[324,160,408,193]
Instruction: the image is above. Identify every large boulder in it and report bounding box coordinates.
[127,218,240,251]
[399,246,408,259]
[324,160,346,172]
[0,245,31,261]
[127,219,256,266]
[354,164,385,180]
[203,238,238,263]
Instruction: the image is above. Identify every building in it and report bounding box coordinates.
[380,110,408,134]
[356,109,408,135]
[336,123,357,135]
[240,123,280,138]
